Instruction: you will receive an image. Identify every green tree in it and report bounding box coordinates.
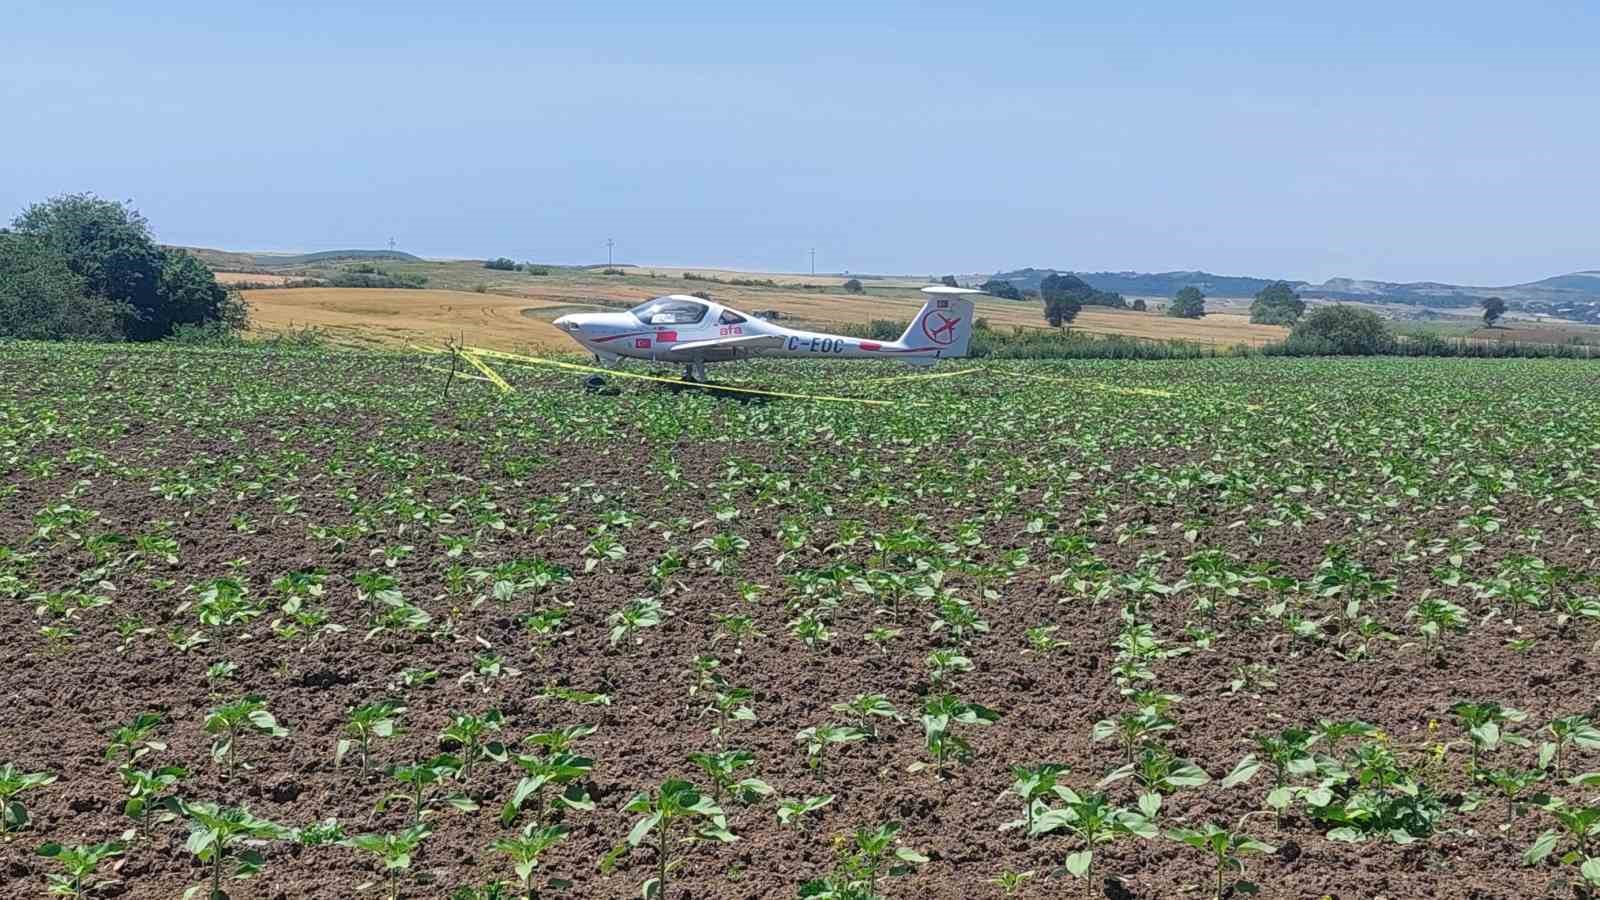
[7,194,243,340]
[1481,296,1506,326]
[842,278,864,294]
[1040,273,1084,328]
[1290,304,1391,354]
[159,247,248,335]
[1250,281,1306,325]
[979,278,1022,300]
[1131,298,1147,311]
[1167,286,1207,319]
[0,233,124,340]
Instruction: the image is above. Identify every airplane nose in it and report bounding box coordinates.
[553,314,577,331]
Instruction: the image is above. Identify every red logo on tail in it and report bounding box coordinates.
[920,310,961,346]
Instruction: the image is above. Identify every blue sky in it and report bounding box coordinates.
[4,1,1596,284]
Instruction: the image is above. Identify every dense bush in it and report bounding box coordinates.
[1250,281,1305,325]
[842,278,864,294]
[327,264,427,289]
[1167,286,1206,318]
[1288,305,1389,354]
[483,257,518,270]
[0,194,246,341]
[978,278,1022,300]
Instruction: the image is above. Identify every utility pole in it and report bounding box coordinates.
[388,236,396,252]
[607,238,614,267]
[810,248,815,276]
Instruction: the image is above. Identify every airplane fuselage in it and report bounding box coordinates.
[552,291,974,372]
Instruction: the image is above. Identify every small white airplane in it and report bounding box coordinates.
[552,285,980,381]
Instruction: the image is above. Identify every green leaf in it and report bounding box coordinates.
[1326,827,1364,843]
[895,847,929,864]
[1580,856,1600,887]
[1219,755,1260,788]
[1138,792,1161,819]
[627,812,662,848]
[1524,829,1559,865]
[1266,786,1295,810]
[1064,850,1092,878]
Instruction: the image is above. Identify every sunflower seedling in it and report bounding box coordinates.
[204,696,288,778]
[169,799,292,900]
[776,794,833,831]
[122,765,186,837]
[1480,768,1547,824]
[381,755,478,826]
[1002,763,1070,834]
[1220,728,1322,827]
[800,822,928,898]
[338,700,406,774]
[796,724,866,774]
[1031,789,1157,900]
[1166,823,1275,900]
[344,824,429,900]
[688,750,774,805]
[1524,799,1600,887]
[911,694,1000,777]
[492,823,567,900]
[439,710,508,781]
[624,779,737,899]
[36,840,123,898]
[607,598,664,648]
[1450,701,1529,776]
[501,750,594,826]
[1100,745,1212,799]
[1093,709,1176,764]
[0,763,57,833]
[104,712,166,767]
[830,693,904,740]
[1541,715,1600,778]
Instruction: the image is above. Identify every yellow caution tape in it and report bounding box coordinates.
[1002,369,1259,411]
[458,351,514,394]
[420,363,494,384]
[863,367,985,385]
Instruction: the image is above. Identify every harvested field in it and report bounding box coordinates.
[246,283,1288,352]
[244,288,573,351]
[213,272,298,286]
[3,347,1599,899]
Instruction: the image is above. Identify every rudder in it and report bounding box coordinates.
[897,286,979,359]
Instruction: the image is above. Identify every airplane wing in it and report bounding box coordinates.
[669,334,789,353]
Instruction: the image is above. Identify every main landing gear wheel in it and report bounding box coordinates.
[583,374,619,396]
[682,361,709,383]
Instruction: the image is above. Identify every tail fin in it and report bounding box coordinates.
[896,286,980,361]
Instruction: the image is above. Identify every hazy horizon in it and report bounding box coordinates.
[5,2,1597,286]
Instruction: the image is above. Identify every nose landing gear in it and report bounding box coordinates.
[683,360,708,383]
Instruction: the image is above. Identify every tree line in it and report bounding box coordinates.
[0,194,245,341]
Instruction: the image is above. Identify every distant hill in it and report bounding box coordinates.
[988,267,1600,322]
[179,246,423,270]
[992,268,1291,298]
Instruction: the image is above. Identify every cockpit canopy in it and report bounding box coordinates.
[630,296,709,326]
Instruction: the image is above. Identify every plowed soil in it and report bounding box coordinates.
[1,348,1598,900]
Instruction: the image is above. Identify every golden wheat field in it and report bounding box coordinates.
[245,274,1289,352]
[243,288,576,351]
[214,271,297,285]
